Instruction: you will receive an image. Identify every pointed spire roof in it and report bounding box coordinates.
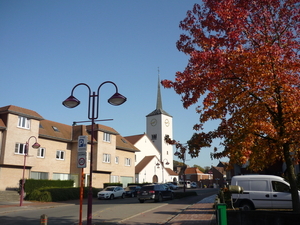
[146,69,172,117]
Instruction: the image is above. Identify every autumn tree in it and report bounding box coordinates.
[162,0,300,211]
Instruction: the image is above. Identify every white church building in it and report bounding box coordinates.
[125,77,178,184]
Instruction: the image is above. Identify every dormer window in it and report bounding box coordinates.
[103,132,111,142]
[17,116,30,129]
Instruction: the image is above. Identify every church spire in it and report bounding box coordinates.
[156,68,163,110]
[146,68,172,117]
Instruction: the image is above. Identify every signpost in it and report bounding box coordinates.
[77,136,87,225]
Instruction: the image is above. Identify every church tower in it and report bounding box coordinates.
[146,73,173,170]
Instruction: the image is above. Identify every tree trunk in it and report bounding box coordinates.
[283,143,300,212]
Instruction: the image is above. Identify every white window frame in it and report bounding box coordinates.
[56,150,65,160]
[17,116,30,129]
[115,156,119,164]
[103,153,111,163]
[111,175,119,183]
[125,158,131,166]
[37,147,45,158]
[15,143,26,155]
[103,132,111,142]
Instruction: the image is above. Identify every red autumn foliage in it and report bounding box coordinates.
[163,0,300,211]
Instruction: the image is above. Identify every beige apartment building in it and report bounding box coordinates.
[0,105,139,191]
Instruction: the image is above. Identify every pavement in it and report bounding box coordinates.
[0,194,217,225]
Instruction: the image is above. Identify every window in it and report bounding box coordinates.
[272,181,290,192]
[15,143,26,155]
[31,172,48,180]
[111,175,119,183]
[151,134,157,140]
[52,126,59,132]
[103,132,111,142]
[53,173,71,180]
[56,150,65,160]
[18,116,30,129]
[37,148,45,158]
[115,156,119,164]
[103,153,111,163]
[125,158,131,166]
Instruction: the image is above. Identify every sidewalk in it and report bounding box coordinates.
[166,195,216,225]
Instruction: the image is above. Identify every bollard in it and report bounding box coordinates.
[216,203,227,225]
[40,214,48,225]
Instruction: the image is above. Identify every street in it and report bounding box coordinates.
[0,188,218,225]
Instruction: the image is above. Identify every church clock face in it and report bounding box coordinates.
[165,119,170,127]
[151,118,157,126]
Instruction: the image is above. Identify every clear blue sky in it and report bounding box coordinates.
[0,0,223,168]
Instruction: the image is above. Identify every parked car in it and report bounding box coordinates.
[125,185,141,197]
[166,182,178,190]
[231,175,300,210]
[137,184,174,203]
[191,182,197,188]
[97,186,125,200]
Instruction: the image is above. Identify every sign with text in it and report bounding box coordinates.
[78,136,87,152]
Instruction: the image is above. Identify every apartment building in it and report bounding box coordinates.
[0,105,139,191]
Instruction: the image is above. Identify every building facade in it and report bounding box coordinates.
[0,105,139,190]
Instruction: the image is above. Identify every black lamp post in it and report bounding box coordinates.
[20,136,40,206]
[62,81,126,225]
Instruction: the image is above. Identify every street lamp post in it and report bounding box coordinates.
[20,136,40,206]
[174,150,186,192]
[160,159,169,183]
[62,81,126,225]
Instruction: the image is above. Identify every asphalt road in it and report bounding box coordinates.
[0,188,218,225]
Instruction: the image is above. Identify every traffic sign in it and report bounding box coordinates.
[77,152,86,168]
[78,136,87,152]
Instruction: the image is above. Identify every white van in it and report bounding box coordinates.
[178,180,191,189]
[231,174,300,210]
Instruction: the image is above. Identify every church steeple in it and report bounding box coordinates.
[146,69,172,117]
[156,70,163,110]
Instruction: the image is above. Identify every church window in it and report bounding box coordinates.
[151,134,157,140]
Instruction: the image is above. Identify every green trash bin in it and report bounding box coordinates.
[216,203,227,225]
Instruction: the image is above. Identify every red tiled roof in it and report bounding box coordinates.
[0,118,5,130]
[185,167,204,175]
[0,105,44,120]
[116,136,140,152]
[135,155,157,174]
[39,120,72,141]
[124,134,145,145]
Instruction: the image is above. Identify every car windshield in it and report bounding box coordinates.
[141,186,154,191]
[104,187,114,191]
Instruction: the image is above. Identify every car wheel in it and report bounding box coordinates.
[240,201,254,211]
[122,193,125,199]
[110,194,114,200]
[170,193,174,200]
[139,199,144,203]
[155,194,163,202]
